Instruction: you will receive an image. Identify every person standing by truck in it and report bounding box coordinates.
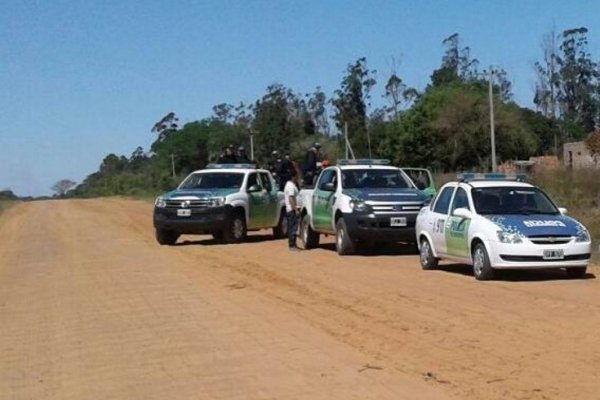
[302,142,321,186]
[284,168,301,251]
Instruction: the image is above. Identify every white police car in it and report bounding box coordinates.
[415,173,592,280]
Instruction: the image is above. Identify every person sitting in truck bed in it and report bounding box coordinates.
[217,145,238,164]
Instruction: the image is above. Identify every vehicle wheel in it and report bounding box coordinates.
[155,229,179,245]
[212,231,224,242]
[566,266,587,279]
[300,214,320,249]
[419,238,438,270]
[472,243,495,281]
[273,208,288,239]
[335,218,355,255]
[223,212,247,243]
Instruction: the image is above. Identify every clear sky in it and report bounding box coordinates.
[1,0,599,196]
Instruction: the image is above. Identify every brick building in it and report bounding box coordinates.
[563,141,598,169]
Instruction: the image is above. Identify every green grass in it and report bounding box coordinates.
[0,200,17,216]
[433,169,600,263]
[531,169,600,263]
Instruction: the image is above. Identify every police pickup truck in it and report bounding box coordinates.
[153,164,287,245]
[298,159,429,255]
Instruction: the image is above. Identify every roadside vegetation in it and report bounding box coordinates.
[532,169,600,261]
[0,190,19,216]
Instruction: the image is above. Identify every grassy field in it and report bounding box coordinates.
[433,168,600,262]
[531,169,600,262]
[0,200,17,216]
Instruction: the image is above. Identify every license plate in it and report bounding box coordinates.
[177,209,191,217]
[390,217,407,227]
[543,249,564,260]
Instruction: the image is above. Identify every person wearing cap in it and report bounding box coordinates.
[237,146,251,163]
[302,142,321,186]
[217,145,238,164]
[268,150,279,176]
[284,168,301,251]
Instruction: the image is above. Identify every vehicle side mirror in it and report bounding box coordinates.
[247,184,262,193]
[453,207,472,219]
[558,207,568,215]
[320,182,336,192]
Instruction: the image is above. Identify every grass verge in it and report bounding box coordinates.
[0,200,17,216]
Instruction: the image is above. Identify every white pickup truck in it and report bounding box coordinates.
[298,159,430,255]
[153,164,287,245]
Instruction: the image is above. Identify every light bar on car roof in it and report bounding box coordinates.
[337,159,391,166]
[457,172,527,182]
[206,163,257,169]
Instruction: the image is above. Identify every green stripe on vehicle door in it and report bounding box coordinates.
[445,216,470,258]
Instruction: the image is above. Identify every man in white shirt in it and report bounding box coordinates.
[284,168,301,251]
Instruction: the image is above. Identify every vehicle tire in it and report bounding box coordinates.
[419,238,438,270]
[156,229,179,246]
[212,231,224,242]
[566,266,587,279]
[335,218,355,255]
[223,212,247,243]
[272,208,288,239]
[300,213,320,249]
[472,243,495,281]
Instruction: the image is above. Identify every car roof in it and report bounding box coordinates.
[192,168,268,174]
[443,180,534,189]
[334,165,401,170]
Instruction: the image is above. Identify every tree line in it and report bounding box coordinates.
[68,28,600,198]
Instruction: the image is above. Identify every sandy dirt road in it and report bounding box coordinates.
[0,199,599,400]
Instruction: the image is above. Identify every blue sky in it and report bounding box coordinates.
[1,0,599,196]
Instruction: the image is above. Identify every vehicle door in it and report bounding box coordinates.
[259,171,279,226]
[246,172,269,229]
[313,168,337,232]
[429,185,456,256]
[445,187,471,259]
[403,168,436,198]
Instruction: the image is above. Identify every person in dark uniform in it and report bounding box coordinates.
[268,150,280,183]
[302,142,321,186]
[217,145,238,164]
[237,146,251,163]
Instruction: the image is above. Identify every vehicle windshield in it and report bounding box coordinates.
[472,186,559,215]
[342,169,411,189]
[179,172,244,190]
[403,169,431,190]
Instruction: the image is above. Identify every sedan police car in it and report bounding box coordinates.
[415,174,592,280]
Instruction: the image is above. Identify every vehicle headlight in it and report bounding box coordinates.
[575,228,591,242]
[155,197,167,208]
[349,199,369,212]
[497,230,523,244]
[209,197,225,207]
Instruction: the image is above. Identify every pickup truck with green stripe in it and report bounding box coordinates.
[298,160,429,255]
[153,164,287,245]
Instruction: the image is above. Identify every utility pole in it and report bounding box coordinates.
[487,68,497,172]
[345,122,349,159]
[367,125,372,158]
[248,130,256,161]
[170,153,176,178]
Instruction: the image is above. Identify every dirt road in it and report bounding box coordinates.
[1,199,599,400]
